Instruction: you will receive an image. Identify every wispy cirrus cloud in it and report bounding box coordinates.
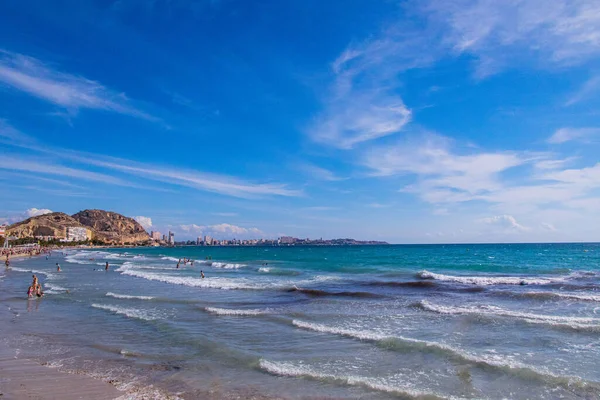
[0,50,158,121]
[478,214,528,232]
[299,163,346,181]
[547,127,600,144]
[565,75,600,106]
[418,0,600,76]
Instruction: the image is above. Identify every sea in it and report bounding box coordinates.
[1,243,600,399]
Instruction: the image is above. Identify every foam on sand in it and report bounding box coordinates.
[417,300,600,330]
[91,304,161,321]
[204,307,266,316]
[416,270,564,286]
[259,359,450,399]
[106,292,154,300]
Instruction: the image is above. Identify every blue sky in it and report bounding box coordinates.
[1,0,600,243]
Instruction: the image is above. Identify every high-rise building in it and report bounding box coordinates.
[150,231,162,241]
[196,236,202,245]
[279,236,297,244]
[162,234,167,242]
[203,235,213,245]
[168,231,175,245]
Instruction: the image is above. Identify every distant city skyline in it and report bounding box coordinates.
[1,1,600,243]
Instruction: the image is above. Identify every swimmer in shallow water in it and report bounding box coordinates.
[56,263,61,272]
[201,270,205,279]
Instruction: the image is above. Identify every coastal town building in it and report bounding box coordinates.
[168,231,175,245]
[0,224,6,237]
[203,235,213,245]
[66,227,92,242]
[150,231,161,240]
[279,236,297,244]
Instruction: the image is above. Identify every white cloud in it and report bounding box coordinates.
[133,216,152,229]
[363,134,524,201]
[212,212,238,217]
[565,75,600,106]
[479,215,528,232]
[541,222,558,232]
[0,50,157,121]
[299,164,345,181]
[26,208,53,218]
[547,127,600,144]
[419,0,600,76]
[0,155,130,186]
[68,154,302,199]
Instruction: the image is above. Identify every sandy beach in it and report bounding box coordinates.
[0,345,121,400]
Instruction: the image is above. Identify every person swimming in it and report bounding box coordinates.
[201,270,205,279]
[27,285,34,298]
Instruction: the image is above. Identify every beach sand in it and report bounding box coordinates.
[0,345,121,400]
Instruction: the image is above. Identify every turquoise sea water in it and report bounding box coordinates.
[1,243,600,399]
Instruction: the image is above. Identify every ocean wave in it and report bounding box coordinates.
[417,270,566,286]
[44,283,68,294]
[287,287,381,298]
[91,304,160,321]
[210,262,246,269]
[291,320,591,388]
[160,256,180,262]
[106,292,154,300]
[258,267,271,273]
[119,268,271,290]
[204,307,266,316]
[417,300,600,331]
[10,267,55,279]
[495,290,600,302]
[259,359,449,399]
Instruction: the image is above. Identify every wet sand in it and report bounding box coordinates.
[0,345,121,400]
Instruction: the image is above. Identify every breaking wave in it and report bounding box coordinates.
[287,287,381,298]
[258,359,446,399]
[416,270,569,286]
[417,300,600,331]
[91,304,161,321]
[204,307,266,316]
[106,292,154,300]
[291,320,591,388]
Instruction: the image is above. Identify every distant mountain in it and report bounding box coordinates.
[7,209,150,245]
[72,209,150,244]
[7,212,88,239]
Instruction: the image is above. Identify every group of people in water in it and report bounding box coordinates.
[176,257,205,278]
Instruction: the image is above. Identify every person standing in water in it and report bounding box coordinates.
[201,270,205,279]
[56,263,61,272]
[105,262,109,271]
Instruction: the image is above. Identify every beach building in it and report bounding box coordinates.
[168,231,175,245]
[203,235,213,245]
[66,227,92,242]
[150,231,161,240]
[0,224,6,237]
[279,236,297,244]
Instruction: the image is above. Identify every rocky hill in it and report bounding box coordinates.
[7,212,88,239]
[7,209,150,245]
[72,209,149,244]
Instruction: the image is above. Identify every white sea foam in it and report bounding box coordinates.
[119,268,268,290]
[11,267,55,279]
[210,262,246,269]
[204,307,266,316]
[44,283,68,294]
[106,292,154,300]
[417,270,565,286]
[259,359,451,399]
[418,300,600,330]
[258,267,271,273]
[91,304,160,321]
[160,256,179,262]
